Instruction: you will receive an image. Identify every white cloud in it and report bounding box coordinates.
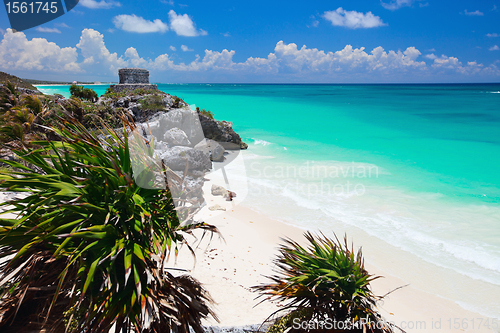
[181,45,193,52]
[79,0,121,9]
[160,0,174,4]
[381,0,416,10]
[323,8,387,29]
[490,45,500,51]
[36,27,62,33]
[486,33,499,37]
[124,47,148,67]
[463,10,484,16]
[76,28,126,73]
[168,10,207,36]
[492,5,498,11]
[222,32,231,37]
[427,48,436,52]
[1,28,499,81]
[55,23,70,28]
[113,14,168,33]
[170,45,177,51]
[0,29,80,72]
[0,28,5,36]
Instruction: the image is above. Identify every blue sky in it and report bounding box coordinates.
[1,0,499,83]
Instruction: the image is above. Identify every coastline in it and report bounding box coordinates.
[170,161,497,332]
[179,202,496,332]
[24,83,500,330]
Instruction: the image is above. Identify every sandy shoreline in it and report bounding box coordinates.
[172,183,496,332]
[0,159,495,332]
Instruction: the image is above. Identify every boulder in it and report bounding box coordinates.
[198,113,246,149]
[163,127,191,146]
[208,204,226,211]
[156,109,205,146]
[160,146,211,171]
[176,175,204,200]
[211,184,229,198]
[158,110,183,130]
[194,139,225,162]
[115,97,130,108]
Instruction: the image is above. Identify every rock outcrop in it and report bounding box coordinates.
[199,113,248,150]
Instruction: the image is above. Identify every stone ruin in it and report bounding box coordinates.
[109,68,158,93]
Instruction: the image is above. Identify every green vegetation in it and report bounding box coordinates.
[0,115,218,332]
[0,82,51,145]
[138,95,166,112]
[23,78,95,85]
[69,84,98,103]
[196,106,214,119]
[171,95,183,108]
[254,232,394,333]
[103,87,164,100]
[0,72,38,91]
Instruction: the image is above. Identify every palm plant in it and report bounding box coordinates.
[69,84,98,103]
[254,232,395,333]
[0,114,218,332]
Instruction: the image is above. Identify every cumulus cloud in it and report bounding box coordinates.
[0,29,80,72]
[76,28,126,72]
[1,28,499,81]
[113,14,168,33]
[323,8,387,29]
[170,45,177,51]
[487,33,499,37]
[490,45,500,51]
[463,10,484,16]
[36,27,61,33]
[168,10,207,36]
[124,47,148,67]
[381,0,417,10]
[79,0,121,9]
[181,45,193,52]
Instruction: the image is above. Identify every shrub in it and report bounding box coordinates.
[69,84,98,103]
[171,96,185,108]
[0,91,50,145]
[138,95,165,112]
[0,115,218,332]
[254,232,394,333]
[196,107,214,119]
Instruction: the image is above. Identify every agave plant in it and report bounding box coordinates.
[254,232,395,333]
[0,114,218,332]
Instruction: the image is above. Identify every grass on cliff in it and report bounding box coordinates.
[0,72,38,91]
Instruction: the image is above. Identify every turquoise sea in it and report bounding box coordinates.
[37,83,500,318]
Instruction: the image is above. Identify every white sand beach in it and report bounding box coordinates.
[171,172,497,332]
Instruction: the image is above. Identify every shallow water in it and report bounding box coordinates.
[37,83,500,318]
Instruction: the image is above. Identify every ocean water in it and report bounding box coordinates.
[37,83,500,319]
